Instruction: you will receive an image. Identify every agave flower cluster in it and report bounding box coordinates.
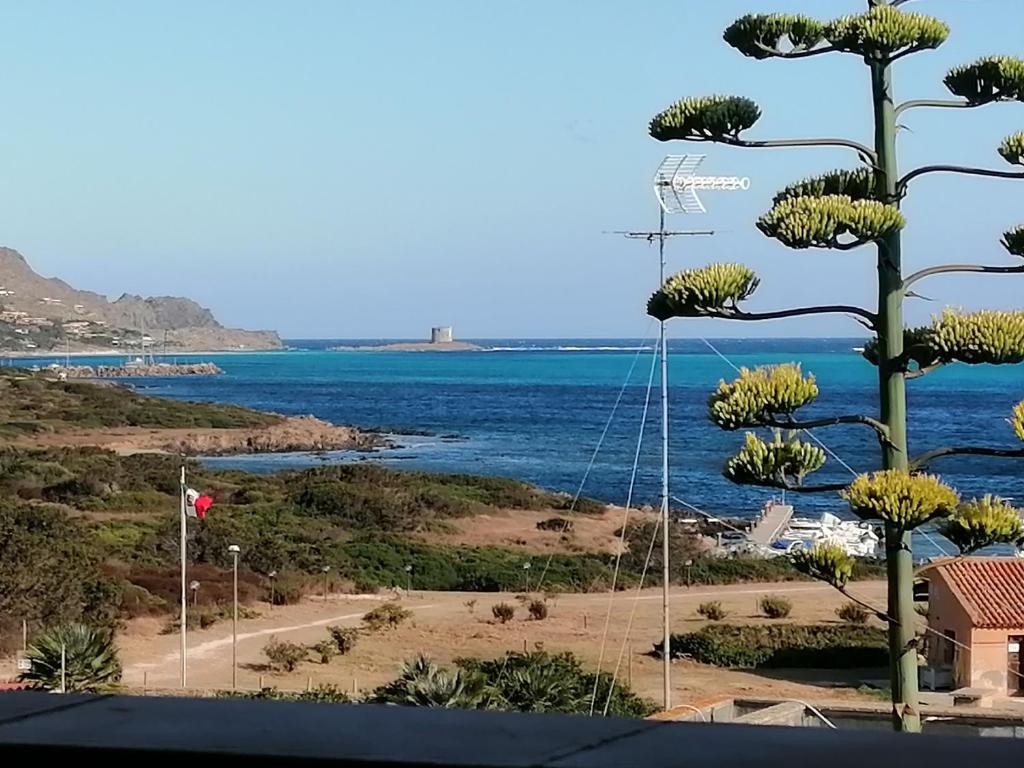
[708,364,818,429]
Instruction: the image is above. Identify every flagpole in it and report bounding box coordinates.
[180,463,187,688]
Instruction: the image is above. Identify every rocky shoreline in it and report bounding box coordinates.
[169,414,384,456]
[17,414,385,456]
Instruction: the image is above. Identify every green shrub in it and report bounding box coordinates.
[0,500,121,633]
[225,684,352,703]
[266,571,307,605]
[837,602,870,624]
[263,637,307,671]
[536,517,573,532]
[759,595,793,619]
[697,601,727,621]
[528,599,549,621]
[492,603,515,623]
[363,602,412,632]
[662,623,888,668]
[310,640,337,664]
[327,625,359,654]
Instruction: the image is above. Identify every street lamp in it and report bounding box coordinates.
[189,580,200,607]
[228,544,241,690]
[322,565,331,602]
[404,564,413,593]
[522,561,532,592]
[267,570,277,608]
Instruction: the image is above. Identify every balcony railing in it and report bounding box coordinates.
[0,692,1021,765]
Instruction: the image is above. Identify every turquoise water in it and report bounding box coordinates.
[17,338,1024,557]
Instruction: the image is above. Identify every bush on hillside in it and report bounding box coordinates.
[310,640,337,664]
[528,599,549,621]
[759,595,793,619]
[836,602,870,625]
[263,637,307,672]
[697,601,727,621]
[536,517,574,532]
[492,603,516,623]
[327,625,359,654]
[658,624,888,668]
[0,500,121,638]
[363,602,412,632]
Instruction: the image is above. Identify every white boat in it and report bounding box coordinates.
[773,511,881,558]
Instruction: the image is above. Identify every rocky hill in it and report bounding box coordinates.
[0,247,281,353]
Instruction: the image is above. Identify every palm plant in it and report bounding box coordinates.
[20,624,121,692]
[371,655,488,709]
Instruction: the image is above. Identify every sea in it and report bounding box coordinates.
[14,338,1024,558]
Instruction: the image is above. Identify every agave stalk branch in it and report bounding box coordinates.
[903,263,1024,290]
[898,165,1024,194]
[688,135,878,165]
[904,363,945,380]
[761,414,892,446]
[894,99,976,118]
[911,445,1024,470]
[704,304,878,327]
[752,42,838,60]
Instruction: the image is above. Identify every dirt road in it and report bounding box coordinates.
[118,580,889,705]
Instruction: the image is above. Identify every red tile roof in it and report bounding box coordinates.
[937,558,1024,629]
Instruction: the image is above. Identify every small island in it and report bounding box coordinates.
[332,325,482,352]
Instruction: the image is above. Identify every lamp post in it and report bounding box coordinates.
[189,580,200,607]
[268,570,277,608]
[228,545,241,690]
[404,564,413,593]
[322,565,331,602]
[522,561,532,592]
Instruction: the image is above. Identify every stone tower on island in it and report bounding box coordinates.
[430,326,453,344]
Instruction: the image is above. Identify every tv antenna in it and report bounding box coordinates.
[614,154,750,710]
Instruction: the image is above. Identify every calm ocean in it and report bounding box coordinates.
[19,338,1024,557]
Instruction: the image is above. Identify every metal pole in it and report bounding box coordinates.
[659,206,672,710]
[180,464,187,688]
[60,643,66,694]
[232,551,239,690]
[22,619,26,651]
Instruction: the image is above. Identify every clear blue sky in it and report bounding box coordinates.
[0,0,1021,338]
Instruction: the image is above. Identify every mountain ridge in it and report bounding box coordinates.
[0,246,281,353]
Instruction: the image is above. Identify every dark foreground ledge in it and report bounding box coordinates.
[0,693,1020,767]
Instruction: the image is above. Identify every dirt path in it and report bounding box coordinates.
[118,581,889,705]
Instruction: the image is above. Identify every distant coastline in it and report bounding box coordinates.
[330,340,482,352]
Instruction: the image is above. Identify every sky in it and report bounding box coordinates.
[0,0,1021,339]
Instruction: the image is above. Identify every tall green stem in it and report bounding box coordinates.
[870,58,920,733]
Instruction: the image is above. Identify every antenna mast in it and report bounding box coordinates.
[618,154,749,710]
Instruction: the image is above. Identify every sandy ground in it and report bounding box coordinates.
[110,580,891,705]
[418,506,660,555]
